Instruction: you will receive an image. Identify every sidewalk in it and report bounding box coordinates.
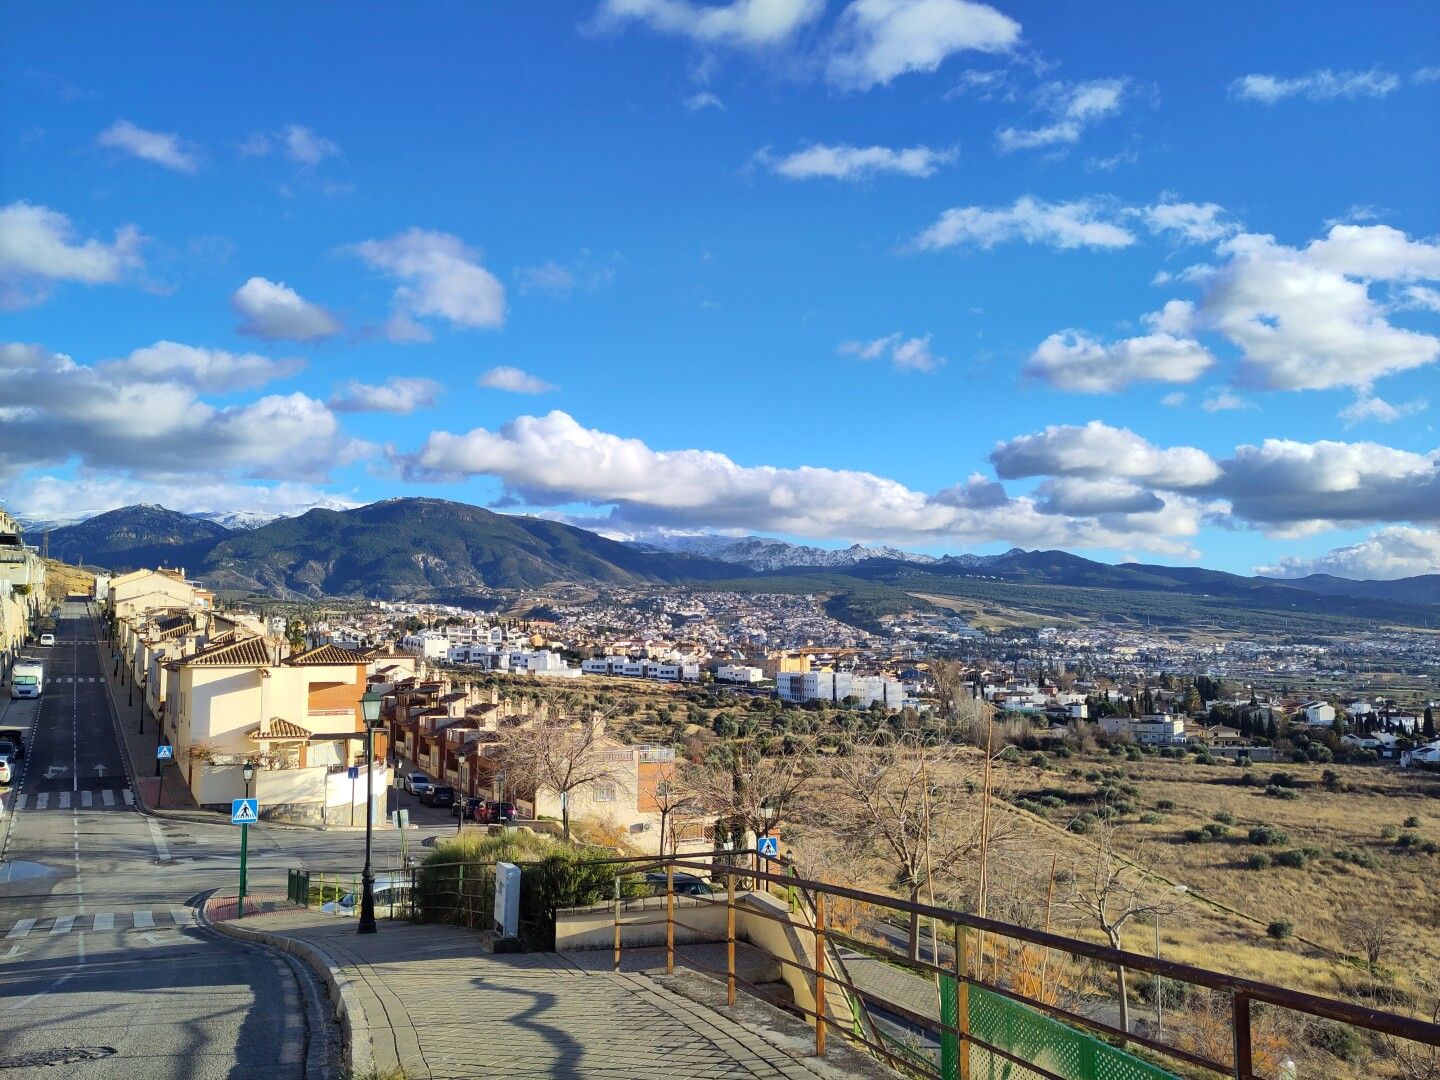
[203,905,892,1080]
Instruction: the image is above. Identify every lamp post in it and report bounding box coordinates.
[238,761,255,919]
[358,690,383,934]
[138,673,148,734]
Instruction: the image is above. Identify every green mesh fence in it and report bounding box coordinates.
[939,979,1178,1080]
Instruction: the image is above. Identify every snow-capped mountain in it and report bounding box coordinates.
[639,534,942,572]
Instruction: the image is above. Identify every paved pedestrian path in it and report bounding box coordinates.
[205,907,892,1080]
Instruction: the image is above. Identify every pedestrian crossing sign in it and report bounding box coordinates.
[757,835,779,858]
[156,744,175,760]
[231,798,258,825]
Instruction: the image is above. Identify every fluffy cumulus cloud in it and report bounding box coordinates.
[826,0,1020,91]
[329,377,443,414]
[839,332,945,372]
[1232,68,1400,104]
[0,201,144,309]
[348,228,506,342]
[914,196,1135,251]
[1256,527,1440,580]
[1200,389,1254,412]
[1137,200,1239,243]
[996,78,1127,153]
[478,366,557,394]
[7,475,357,527]
[990,422,1221,489]
[1025,331,1214,392]
[232,276,341,341]
[395,410,1204,554]
[0,341,367,483]
[596,0,823,47]
[764,142,954,180]
[95,119,198,172]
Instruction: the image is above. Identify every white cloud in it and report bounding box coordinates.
[1232,68,1400,104]
[394,410,1199,554]
[1138,200,1238,243]
[329,377,443,414]
[0,342,367,483]
[514,252,618,297]
[1337,394,1428,427]
[826,0,1020,91]
[349,228,506,339]
[1200,389,1254,412]
[232,276,341,341]
[1034,476,1164,516]
[1256,527,1440,580]
[765,142,954,180]
[0,201,144,309]
[478,366,557,394]
[1160,392,1187,407]
[684,91,725,110]
[1026,331,1215,392]
[1415,66,1440,84]
[1399,285,1440,312]
[996,78,1126,153]
[914,196,1135,251]
[95,119,198,172]
[6,475,357,526]
[990,421,1221,489]
[596,0,823,47]
[239,124,341,165]
[839,332,945,372]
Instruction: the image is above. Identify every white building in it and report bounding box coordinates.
[400,630,452,660]
[1301,701,1336,727]
[716,664,764,685]
[776,671,902,709]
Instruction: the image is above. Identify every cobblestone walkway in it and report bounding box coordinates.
[209,910,887,1079]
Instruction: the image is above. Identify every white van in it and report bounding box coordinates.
[11,661,44,699]
[39,633,56,647]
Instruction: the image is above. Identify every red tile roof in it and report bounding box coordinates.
[284,643,370,666]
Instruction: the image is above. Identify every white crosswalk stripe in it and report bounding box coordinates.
[6,918,36,940]
[81,790,93,808]
[5,911,194,937]
[93,913,114,931]
[13,794,26,811]
[101,789,115,807]
[58,792,70,810]
[36,793,48,810]
[170,908,191,926]
[133,911,154,930]
[16,788,134,811]
[123,789,134,806]
[50,916,74,935]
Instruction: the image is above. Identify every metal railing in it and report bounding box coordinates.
[285,851,1440,1080]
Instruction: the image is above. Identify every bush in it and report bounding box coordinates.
[1182,827,1210,843]
[1404,815,1421,828]
[1213,811,1235,825]
[1269,771,1298,787]
[1029,752,1052,770]
[1052,744,1072,758]
[1068,813,1097,835]
[1246,852,1273,870]
[1084,770,1104,782]
[1308,1020,1362,1062]
[1249,825,1289,846]
[1155,798,1176,811]
[1139,811,1163,824]
[1274,849,1311,868]
[1040,795,1066,809]
[1014,798,1044,814]
[1265,784,1302,800]
[1321,769,1344,792]
[1396,831,1422,848]
[1333,848,1381,870]
[1203,822,1230,839]
[1381,825,1400,840]
[1420,840,1440,855]
[1267,920,1294,940]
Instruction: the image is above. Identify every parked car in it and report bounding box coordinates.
[38,633,55,647]
[0,737,22,761]
[320,874,412,917]
[644,871,714,897]
[0,755,12,786]
[403,772,432,797]
[420,784,455,808]
[475,800,518,825]
[453,796,481,819]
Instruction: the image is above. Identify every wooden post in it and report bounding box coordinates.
[726,867,737,1006]
[1232,991,1252,1080]
[666,864,675,975]
[956,922,970,1079]
[814,892,827,1057]
[613,877,622,973]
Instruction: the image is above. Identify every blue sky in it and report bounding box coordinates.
[2,1,1438,578]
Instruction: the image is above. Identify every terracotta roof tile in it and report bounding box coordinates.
[284,643,369,666]
[183,636,271,667]
[245,718,311,740]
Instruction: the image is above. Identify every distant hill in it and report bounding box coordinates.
[196,497,738,598]
[46,504,231,572]
[1259,572,1440,607]
[646,534,939,571]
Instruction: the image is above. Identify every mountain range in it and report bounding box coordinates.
[33,499,1440,629]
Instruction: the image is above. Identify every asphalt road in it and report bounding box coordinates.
[0,603,328,1079]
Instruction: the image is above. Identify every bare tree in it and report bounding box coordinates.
[651,761,695,855]
[928,658,965,720]
[820,734,1019,961]
[1338,908,1398,981]
[498,713,630,841]
[1065,820,1179,1034]
[684,740,815,860]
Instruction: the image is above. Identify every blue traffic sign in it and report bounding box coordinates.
[347,765,360,780]
[156,744,175,761]
[231,798,259,825]
[757,835,779,859]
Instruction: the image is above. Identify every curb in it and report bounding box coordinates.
[200,900,375,1078]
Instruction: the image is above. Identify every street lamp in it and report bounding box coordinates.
[238,761,256,918]
[358,690,383,935]
[138,673,148,734]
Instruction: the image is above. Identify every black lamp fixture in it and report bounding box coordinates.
[358,690,384,934]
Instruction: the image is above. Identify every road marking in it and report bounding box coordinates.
[146,816,170,861]
[58,792,70,810]
[101,789,115,807]
[133,911,154,929]
[122,789,134,806]
[13,794,26,811]
[50,915,75,935]
[93,913,114,931]
[1,945,20,961]
[80,790,93,808]
[170,907,191,926]
[36,793,48,810]
[6,918,35,940]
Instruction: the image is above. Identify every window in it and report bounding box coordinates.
[593,781,617,803]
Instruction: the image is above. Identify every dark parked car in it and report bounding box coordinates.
[644,871,714,897]
[453,796,481,819]
[475,800,517,825]
[0,737,22,761]
[420,784,455,808]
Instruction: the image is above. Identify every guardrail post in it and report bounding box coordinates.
[613,876,622,973]
[956,922,970,1080]
[666,864,675,975]
[814,892,827,1057]
[1232,991,1252,1080]
[726,866,737,1006]
[458,863,466,927]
